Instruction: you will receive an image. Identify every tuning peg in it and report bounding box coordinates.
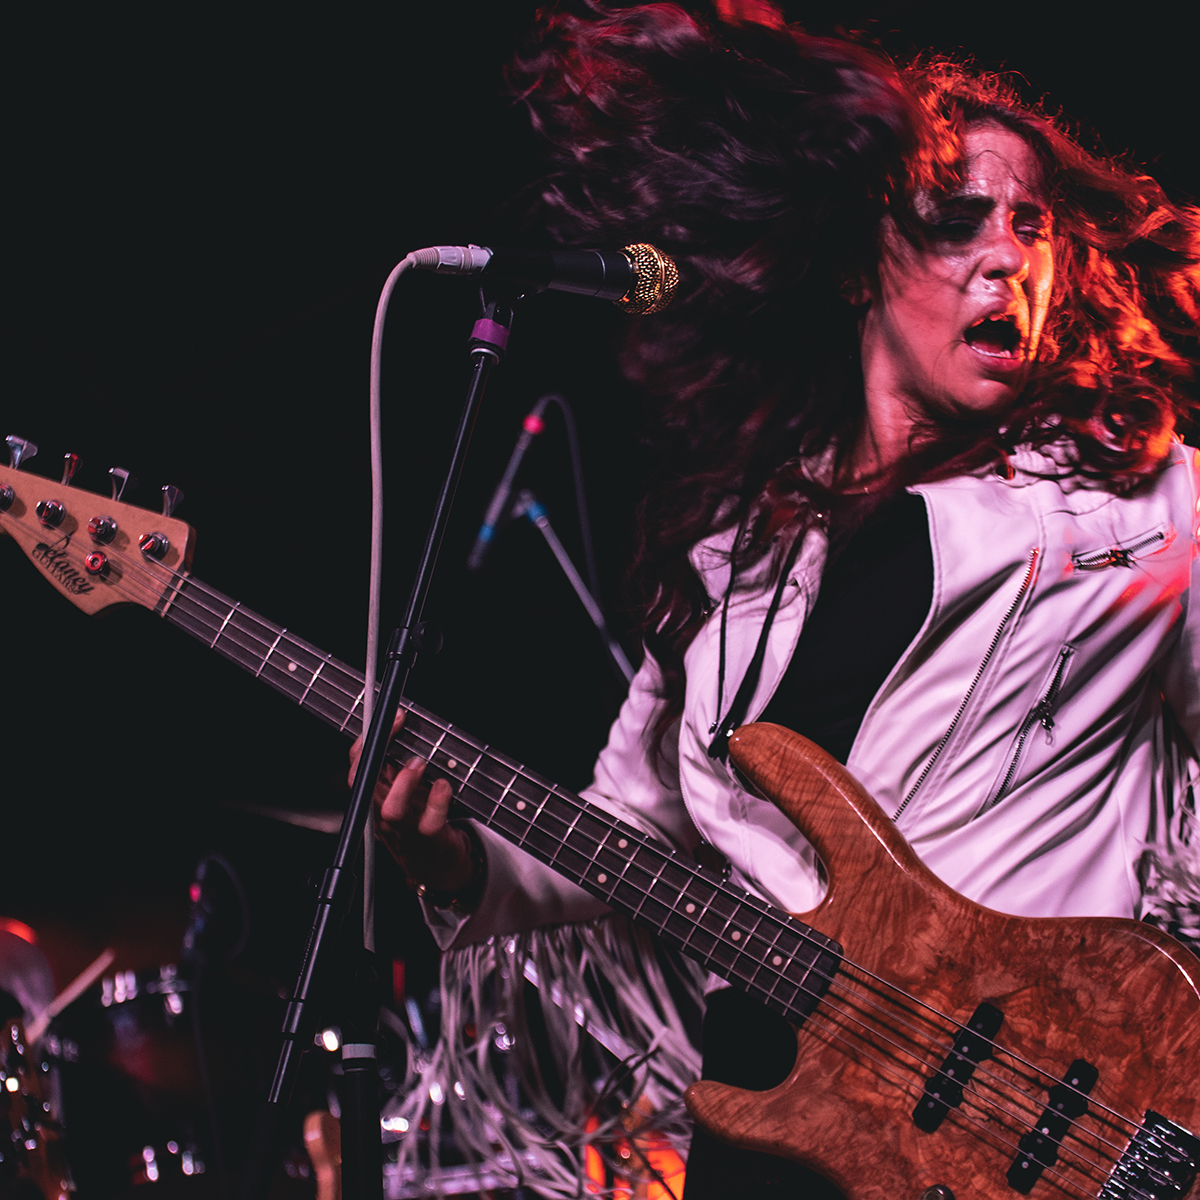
[109,468,137,502]
[161,485,183,517]
[61,453,80,486]
[5,436,37,470]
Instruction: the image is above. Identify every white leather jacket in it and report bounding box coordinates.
[433,441,1200,949]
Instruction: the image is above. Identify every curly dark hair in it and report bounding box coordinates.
[509,2,1200,753]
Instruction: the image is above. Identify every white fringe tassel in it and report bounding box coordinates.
[1140,804,1200,951]
[381,917,706,1197]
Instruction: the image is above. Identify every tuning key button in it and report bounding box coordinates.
[0,486,13,512]
[161,485,183,517]
[87,515,118,544]
[83,551,109,578]
[109,468,136,502]
[139,531,170,560]
[61,453,80,486]
[4,436,37,470]
[36,499,65,528]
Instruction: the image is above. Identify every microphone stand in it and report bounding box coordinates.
[244,292,518,1200]
[511,488,635,684]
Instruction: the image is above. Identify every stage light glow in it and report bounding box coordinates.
[0,919,37,945]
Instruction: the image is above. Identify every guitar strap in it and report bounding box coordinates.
[707,527,806,762]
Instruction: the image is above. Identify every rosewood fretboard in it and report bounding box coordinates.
[158,573,842,1021]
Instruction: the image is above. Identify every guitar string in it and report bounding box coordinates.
[119,554,1158,1158]
[58,538,1185,1191]
[818,968,1138,1169]
[801,1002,1115,1196]
[54,531,1166,1158]
[804,983,1154,1200]
[798,1009,1110,1200]
[142,573,1152,1190]
[816,972,1141,1191]
[85,551,1170,1180]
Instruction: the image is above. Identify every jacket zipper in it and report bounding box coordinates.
[891,548,1040,822]
[982,645,1073,813]
[1072,530,1164,571]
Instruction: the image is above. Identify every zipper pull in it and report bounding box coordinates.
[1034,703,1056,739]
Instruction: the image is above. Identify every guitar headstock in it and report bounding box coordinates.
[0,445,195,617]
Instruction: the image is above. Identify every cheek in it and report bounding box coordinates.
[1028,246,1055,345]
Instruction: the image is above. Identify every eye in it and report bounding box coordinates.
[1015,218,1052,244]
[930,215,981,244]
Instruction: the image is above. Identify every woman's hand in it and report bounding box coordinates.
[348,711,475,896]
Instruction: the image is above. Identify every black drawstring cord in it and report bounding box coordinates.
[707,530,806,762]
[707,516,747,742]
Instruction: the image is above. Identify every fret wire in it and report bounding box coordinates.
[340,689,365,733]
[298,660,327,707]
[430,727,448,762]
[458,745,485,784]
[583,830,605,873]
[255,630,286,677]
[526,786,562,851]
[644,855,669,906]
[211,601,241,648]
[530,782,552,825]
[493,773,519,828]
[548,808,584,868]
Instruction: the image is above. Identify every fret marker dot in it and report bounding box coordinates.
[617,838,628,849]
[287,662,297,673]
[685,903,696,914]
[516,801,526,811]
[446,759,457,770]
[772,955,783,967]
[731,931,742,941]
[597,873,607,884]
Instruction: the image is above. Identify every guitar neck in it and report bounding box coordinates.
[160,573,842,1022]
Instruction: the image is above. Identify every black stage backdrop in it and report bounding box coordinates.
[1,0,1197,1179]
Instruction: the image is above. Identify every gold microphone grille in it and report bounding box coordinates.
[615,243,679,315]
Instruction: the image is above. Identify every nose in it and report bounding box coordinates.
[982,219,1030,285]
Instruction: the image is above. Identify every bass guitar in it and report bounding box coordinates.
[3,453,1199,1200]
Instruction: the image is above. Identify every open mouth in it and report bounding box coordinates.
[963,312,1024,359]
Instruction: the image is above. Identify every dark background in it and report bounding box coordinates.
[2,0,1198,1184]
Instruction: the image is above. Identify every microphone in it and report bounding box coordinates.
[466,394,554,572]
[407,243,679,314]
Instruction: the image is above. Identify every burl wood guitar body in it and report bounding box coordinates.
[686,724,1200,1199]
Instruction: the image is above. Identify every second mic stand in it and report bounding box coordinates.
[510,488,634,683]
[248,293,519,1200]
